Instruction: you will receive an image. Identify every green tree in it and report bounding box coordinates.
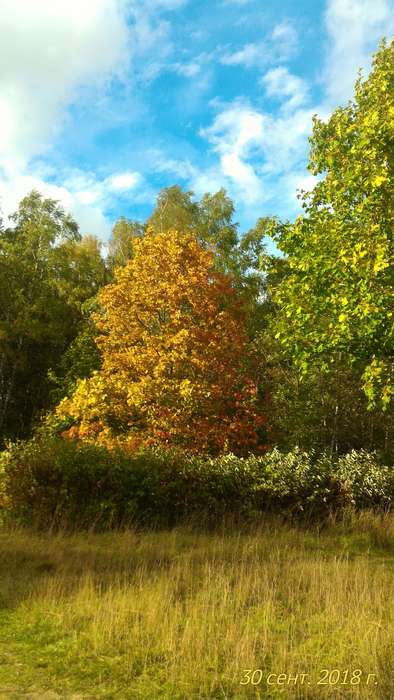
[107,217,145,270]
[47,237,107,404]
[147,185,246,273]
[147,185,200,236]
[0,191,106,442]
[269,39,394,413]
[48,301,102,405]
[195,189,238,270]
[257,330,394,455]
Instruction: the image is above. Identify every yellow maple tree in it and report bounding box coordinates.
[57,228,265,454]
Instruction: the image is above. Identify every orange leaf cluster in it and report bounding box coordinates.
[57,228,265,454]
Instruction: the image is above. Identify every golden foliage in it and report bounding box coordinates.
[57,228,265,454]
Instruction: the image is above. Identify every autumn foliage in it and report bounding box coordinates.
[57,228,265,454]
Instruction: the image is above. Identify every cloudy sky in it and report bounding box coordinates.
[0,0,393,240]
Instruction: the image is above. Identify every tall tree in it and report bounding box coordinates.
[57,228,265,454]
[268,39,394,414]
[147,185,257,276]
[147,185,199,236]
[0,191,106,442]
[47,237,107,403]
[107,217,145,270]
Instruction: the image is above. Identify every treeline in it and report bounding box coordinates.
[1,39,394,459]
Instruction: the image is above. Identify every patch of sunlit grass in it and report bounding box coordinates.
[0,512,392,698]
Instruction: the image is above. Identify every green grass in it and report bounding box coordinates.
[0,511,393,699]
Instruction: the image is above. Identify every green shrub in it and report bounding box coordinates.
[0,439,393,530]
[336,449,394,508]
[252,448,347,515]
[0,439,261,529]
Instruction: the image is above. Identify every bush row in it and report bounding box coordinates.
[0,438,393,529]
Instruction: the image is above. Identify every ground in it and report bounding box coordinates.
[0,512,393,699]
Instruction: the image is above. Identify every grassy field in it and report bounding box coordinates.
[0,512,393,699]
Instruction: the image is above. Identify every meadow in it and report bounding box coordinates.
[0,511,393,699]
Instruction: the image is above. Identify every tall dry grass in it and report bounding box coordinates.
[0,511,393,699]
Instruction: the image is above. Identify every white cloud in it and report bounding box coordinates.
[144,111,269,205]
[323,0,394,106]
[222,0,254,5]
[0,171,111,237]
[125,0,191,82]
[109,172,142,191]
[146,150,228,201]
[190,169,227,197]
[188,0,394,228]
[221,153,264,203]
[152,154,197,179]
[199,96,316,207]
[202,107,265,149]
[142,0,187,8]
[69,168,144,210]
[172,62,201,77]
[261,66,309,111]
[200,104,267,203]
[0,0,130,170]
[262,109,315,174]
[221,43,265,68]
[0,164,149,238]
[191,14,311,217]
[0,0,192,238]
[270,21,298,55]
[220,21,298,69]
[0,0,134,237]
[75,190,100,206]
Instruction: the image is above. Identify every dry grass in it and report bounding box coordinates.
[0,511,393,699]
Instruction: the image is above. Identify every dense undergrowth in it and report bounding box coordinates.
[1,437,393,530]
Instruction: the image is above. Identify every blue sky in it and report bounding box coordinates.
[0,0,393,244]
